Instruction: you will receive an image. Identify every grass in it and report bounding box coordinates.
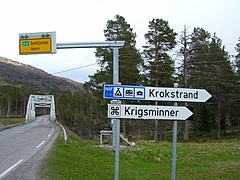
[41,131,240,180]
[0,117,24,127]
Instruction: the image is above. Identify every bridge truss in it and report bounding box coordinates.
[25,95,56,122]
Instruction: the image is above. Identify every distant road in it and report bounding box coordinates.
[0,115,56,179]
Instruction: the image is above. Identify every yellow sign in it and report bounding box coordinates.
[19,38,52,54]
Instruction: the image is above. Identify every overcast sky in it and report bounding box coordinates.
[0,0,239,83]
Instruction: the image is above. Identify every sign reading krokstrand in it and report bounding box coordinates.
[103,84,212,102]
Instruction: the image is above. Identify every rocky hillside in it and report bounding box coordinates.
[0,57,83,94]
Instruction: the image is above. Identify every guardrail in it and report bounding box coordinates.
[56,121,68,144]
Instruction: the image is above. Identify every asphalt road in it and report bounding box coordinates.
[0,115,56,179]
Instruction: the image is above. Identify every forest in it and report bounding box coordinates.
[1,15,240,141]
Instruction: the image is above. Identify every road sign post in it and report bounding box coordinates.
[19,32,56,54]
[56,42,124,180]
[172,83,178,180]
[112,47,120,180]
[104,83,211,180]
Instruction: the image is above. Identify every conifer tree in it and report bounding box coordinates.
[187,28,235,137]
[143,18,177,141]
[178,25,192,140]
[88,14,144,92]
[143,18,177,87]
[86,15,144,136]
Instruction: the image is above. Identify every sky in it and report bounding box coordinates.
[0,0,239,83]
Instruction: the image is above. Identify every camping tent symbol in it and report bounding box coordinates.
[114,88,123,96]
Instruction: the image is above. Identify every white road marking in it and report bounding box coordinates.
[0,159,24,178]
[36,141,45,149]
[48,133,51,138]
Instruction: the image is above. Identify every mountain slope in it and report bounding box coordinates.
[0,56,83,94]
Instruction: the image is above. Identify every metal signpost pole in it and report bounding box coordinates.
[112,47,120,180]
[172,83,178,180]
[57,41,124,180]
[112,46,119,148]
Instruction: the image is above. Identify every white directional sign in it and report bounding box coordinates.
[108,104,193,120]
[104,84,212,102]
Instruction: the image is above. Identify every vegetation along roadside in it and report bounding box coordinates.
[40,131,240,180]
